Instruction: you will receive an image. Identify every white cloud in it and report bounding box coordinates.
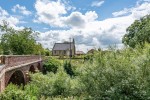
[36,1,150,52]
[62,12,86,28]
[0,6,23,31]
[61,11,98,29]
[34,0,67,27]
[85,11,98,21]
[113,1,150,18]
[12,4,31,15]
[0,8,19,26]
[131,2,150,19]
[112,8,130,17]
[34,0,99,29]
[0,7,8,16]
[91,0,104,7]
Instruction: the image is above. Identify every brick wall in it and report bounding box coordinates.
[4,55,41,68]
[0,55,43,92]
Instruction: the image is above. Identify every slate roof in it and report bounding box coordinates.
[52,42,74,51]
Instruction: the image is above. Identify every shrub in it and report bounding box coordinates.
[43,57,61,74]
[80,44,150,99]
[0,84,36,100]
[28,68,82,99]
[63,61,75,77]
[83,54,93,63]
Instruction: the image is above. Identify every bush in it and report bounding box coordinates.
[43,57,61,74]
[0,84,36,100]
[27,68,82,99]
[83,54,93,63]
[79,44,150,99]
[63,61,75,77]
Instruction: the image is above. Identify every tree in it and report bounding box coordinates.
[44,48,51,56]
[0,21,44,55]
[122,15,150,48]
[43,57,61,74]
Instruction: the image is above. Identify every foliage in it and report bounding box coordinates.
[79,43,150,99]
[44,48,51,56]
[0,84,37,100]
[122,15,150,48]
[43,57,61,74]
[0,21,44,55]
[83,54,93,62]
[1,43,150,99]
[29,69,82,99]
[63,61,75,77]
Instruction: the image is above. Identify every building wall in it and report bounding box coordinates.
[53,50,66,56]
[52,49,75,56]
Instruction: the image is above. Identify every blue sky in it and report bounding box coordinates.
[0,0,150,52]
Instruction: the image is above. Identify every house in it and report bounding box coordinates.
[52,39,76,57]
[76,51,85,56]
[87,49,96,54]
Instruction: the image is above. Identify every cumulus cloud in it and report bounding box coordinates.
[0,7,8,16]
[113,1,150,18]
[34,0,67,27]
[112,8,131,17]
[63,11,98,29]
[12,4,31,15]
[36,1,150,52]
[63,12,86,28]
[91,0,104,7]
[0,6,20,28]
[34,0,98,29]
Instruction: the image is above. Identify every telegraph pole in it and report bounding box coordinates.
[69,37,72,61]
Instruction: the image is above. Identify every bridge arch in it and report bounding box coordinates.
[7,70,25,86]
[29,65,35,73]
[37,63,41,71]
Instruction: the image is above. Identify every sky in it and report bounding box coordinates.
[0,0,150,52]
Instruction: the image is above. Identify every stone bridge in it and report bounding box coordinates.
[0,55,43,92]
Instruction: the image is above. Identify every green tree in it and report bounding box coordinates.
[43,57,61,74]
[122,15,150,48]
[44,48,51,56]
[0,21,44,55]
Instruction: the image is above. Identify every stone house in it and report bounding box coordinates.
[52,39,76,57]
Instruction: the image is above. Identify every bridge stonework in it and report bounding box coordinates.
[0,55,43,92]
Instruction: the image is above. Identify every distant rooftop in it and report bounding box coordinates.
[76,51,85,55]
[52,42,74,51]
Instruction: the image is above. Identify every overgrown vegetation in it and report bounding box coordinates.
[0,43,150,99]
[63,61,75,77]
[43,57,61,74]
